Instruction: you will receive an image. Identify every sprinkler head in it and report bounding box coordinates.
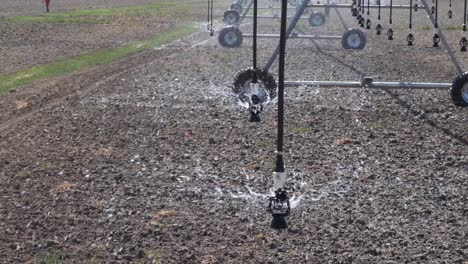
[351,8,358,17]
[433,33,440,47]
[448,10,452,19]
[268,189,290,229]
[366,19,372,30]
[387,28,393,40]
[359,17,365,27]
[407,33,414,46]
[376,24,382,35]
[431,6,435,14]
[207,24,214,36]
[414,4,418,12]
[460,37,467,52]
[249,94,263,122]
[248,82,263,122]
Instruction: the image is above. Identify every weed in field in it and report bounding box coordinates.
[368,121,382,129]
[145,248,164,264]
[289,126,310,134]
[37,249,62,264]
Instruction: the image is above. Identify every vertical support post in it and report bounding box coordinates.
[420,0,464,74]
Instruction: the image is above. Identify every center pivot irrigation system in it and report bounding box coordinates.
[218,0,368,50]
[207,0,468,229]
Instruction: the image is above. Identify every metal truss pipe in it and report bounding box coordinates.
[284,80,452,89]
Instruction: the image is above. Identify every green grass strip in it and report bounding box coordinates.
[0,25,197,94]
[4,1,205,24]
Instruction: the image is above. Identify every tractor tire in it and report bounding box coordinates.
[451,72,468,107]
[224,9,240,25]
[308,11,326,27]
[342,28,366,49]
[218,27,243,48]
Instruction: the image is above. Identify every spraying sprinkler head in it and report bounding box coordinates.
[460,37,468,52]
[407,33,414,46]
[376,24,383,35]
[207,24,214,36]
[268,188,290,229]
[433,33,440,47]
[248,82,263,122]
[366,19,372,30]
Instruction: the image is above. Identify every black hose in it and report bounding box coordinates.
[210,0,213,29]
[275,0,287,173]
[409,0,413,30]
[435,0,438,28]
[253,0,258,83]
[207,0,210,25]
[464,0,467,32]
[378,0,381,20]
[367,0,369,15]
[389,0,392,24]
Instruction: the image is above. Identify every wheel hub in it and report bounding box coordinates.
[347,33,361,48]
[224,32,238,45]
[226,14,237,24]
[312,16,323,25]
[462,83,468,103]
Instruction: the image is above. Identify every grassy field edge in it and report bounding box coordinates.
[0,24,198,94]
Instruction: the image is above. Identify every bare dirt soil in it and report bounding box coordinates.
[0,0,212,75]
[0,0,467,263]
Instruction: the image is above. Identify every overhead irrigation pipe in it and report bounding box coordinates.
[268,0,290,230]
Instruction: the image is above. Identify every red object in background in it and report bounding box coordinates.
[44,0,51,12]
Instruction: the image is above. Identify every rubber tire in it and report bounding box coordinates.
[218,27,243,48]
[233,68,277,103]
[224,9,240,25]
[308,11,326,27]
[342,29,366,50]
[230,3,242,13]
[450,72,468,107]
